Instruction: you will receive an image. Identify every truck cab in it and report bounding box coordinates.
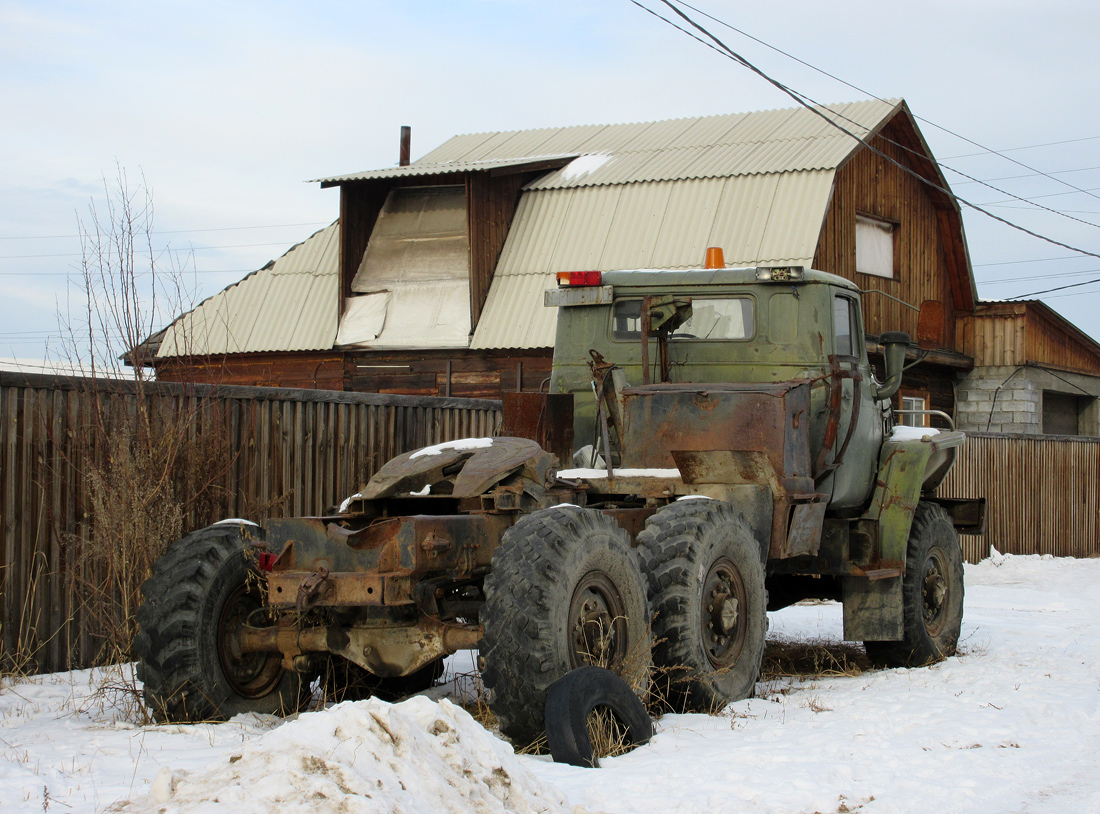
[548,265,889,510]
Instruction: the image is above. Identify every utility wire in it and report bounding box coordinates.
[952,165,1100,186]
[1005,276,1100,299]
[944,135,1100,160]
[0,241,293,260]
[981,268,1100,285]
[633,0,1100,263]
[0,221,330,241]
[671,0,1100,208]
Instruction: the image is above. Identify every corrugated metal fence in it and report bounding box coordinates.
[0,371,501,674]
[940,432,1100,563]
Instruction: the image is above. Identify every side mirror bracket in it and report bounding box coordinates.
[875,331,911,401]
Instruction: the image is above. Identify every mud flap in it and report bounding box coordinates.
[842,575,903,641]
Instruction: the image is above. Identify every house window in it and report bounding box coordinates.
[856,214,896,279]
[899,393,929,427]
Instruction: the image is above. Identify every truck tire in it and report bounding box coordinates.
[481,507,650,746]
[864,502,964,668]
[636,500,767,713]
[544,666,653,768]
[135,525,307,722]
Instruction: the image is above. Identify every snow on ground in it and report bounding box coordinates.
[1,554,1099,813]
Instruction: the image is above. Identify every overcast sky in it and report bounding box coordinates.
[4,0,1100,362]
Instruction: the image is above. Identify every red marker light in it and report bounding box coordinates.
[556,271,603,287]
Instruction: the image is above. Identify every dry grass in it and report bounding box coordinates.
[761,639,871,680]
[585,706,634,759]
[62,402,235,664]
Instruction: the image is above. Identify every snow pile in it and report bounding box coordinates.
[5,555,1100,813]
[557,467,681,479]
[889,425,941,441]
[559,153,612,180]
[118,696,571,814]
[338,492,363,512]
[410,437,494,459]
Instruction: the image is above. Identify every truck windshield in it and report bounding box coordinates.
[612,297,754,341]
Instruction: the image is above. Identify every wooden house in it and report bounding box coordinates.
[955,301,1100,436]
[150,98,978,415]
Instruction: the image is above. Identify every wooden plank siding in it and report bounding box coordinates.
[156,352,347,390]
[957,302,1100,376]
[467,172,537,328]
[0,372,500,674]
[815,127,962,349]
[1025,304,1100,375]
[939,432,1100,562]
[347,349,554,398]
[956,307,1028,368]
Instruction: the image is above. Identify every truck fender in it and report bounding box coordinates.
[842,432,964,642]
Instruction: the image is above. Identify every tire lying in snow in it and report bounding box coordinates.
[481,507,651,746]
[135,525,308,722]
[544,666,653,768]
[636,499,767,713]
[864,502,965,668]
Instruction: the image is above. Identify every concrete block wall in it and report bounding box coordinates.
[956,366,1042,434]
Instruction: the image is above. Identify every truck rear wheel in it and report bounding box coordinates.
[636,500,767,713]
[481,507,650,746]
[864,502,964,668]
[135,525,307,722]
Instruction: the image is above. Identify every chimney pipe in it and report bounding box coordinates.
[399,126,411,167]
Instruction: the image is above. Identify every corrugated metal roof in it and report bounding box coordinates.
[173,100,906,356]
[314,155,577,185]
[418,99,899,191]
[470,273,559,350]
[471,171,832,349]
[157,223,340,357]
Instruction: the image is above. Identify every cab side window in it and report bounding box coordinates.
[834,295,856,356]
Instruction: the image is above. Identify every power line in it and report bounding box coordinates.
[0,221,330,241]
[943,135,1100,160]
[633,0,1100,263]
[974,186,1100,207]
[0,268,254,277]
[667,0,1100,210]
[973,255,1080,267]
[1005,276,1100,299]
[0,241,294,260]
[980,267,1100,285]
[951,165,1100,187]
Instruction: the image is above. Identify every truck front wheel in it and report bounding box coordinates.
[864,502,965,668]
[135,525,307,722]
[636,500,767,713]
[481,507,650,746]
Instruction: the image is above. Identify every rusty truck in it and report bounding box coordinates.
[136,256,984,745]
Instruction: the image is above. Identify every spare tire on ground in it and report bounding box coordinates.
[544,666,653,768]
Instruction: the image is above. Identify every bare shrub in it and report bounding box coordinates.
[51,168,235,664]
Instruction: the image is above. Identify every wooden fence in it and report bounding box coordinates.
[940,432,1100,563]
[3,371,1097,673]
[0,371,501,674]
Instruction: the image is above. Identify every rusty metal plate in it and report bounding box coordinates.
[361,437,544,499]
[267,571,408,607]
[450,438,544,497]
